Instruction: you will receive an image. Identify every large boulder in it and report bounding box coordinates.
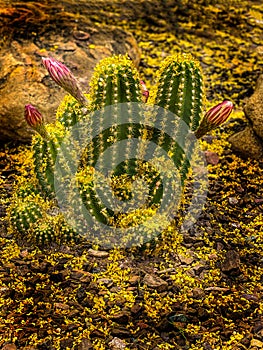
[229,74,263,159]
[0,27,140,142]
[228,126,263,160]
[243,74,263,140]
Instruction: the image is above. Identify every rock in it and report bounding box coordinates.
[59,338,74,349]
[111,326,131,338]
[128,275,140,285]
[228,126,263,160]
[143,273,168,292]
[191,287,205,299]
[229,74,263,159]
[88,248,109,258]
[130,304,142,314]
[221,250,240,274]
[2,345,17,350]
[54,302,70,310]
[110,311,130,324]
[244,74,263,139]
[76,338,93,350]
[108,337,126,350]
[178,254,194,265]
[0,27,140,142]
[228,197,239,205]
[204,151,219,165]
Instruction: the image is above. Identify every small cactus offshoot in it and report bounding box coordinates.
[9,53,233,247]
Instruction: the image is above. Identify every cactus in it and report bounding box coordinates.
[8,53,233,247]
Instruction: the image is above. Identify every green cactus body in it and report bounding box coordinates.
[151,53,203,130]
[9,53,206,246]
[149,53,204,185]
[32,124,76,198]
[10,199,43,234]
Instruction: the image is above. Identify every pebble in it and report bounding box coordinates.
[73,30,91,41]
[2,345,17,350]
[54,302,70,310]
[221,250,240,273]
[76,337,93,350]
[228,196,239,205]
[88,249,109,258]
[110,311,130,324]
[143,273,168,292]
[108,337,126,350]
[191,287,206,299]
[128,275,140,285]
[178,255,194,265]
[204,151,219,165]
[111,326,131,337]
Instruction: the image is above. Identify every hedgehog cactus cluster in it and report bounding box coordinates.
[8,53,233,247]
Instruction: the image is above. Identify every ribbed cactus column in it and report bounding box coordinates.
[151,53,203,131]
[89,55,142,110]
[149,53,204,184]
[75,55,146,228]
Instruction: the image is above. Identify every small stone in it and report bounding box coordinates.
[130,304,142,314]
[77,338,93,350]
[110,311,130,324]
[71,269,92,283]
[2,345,17,350]
[228,197,239,205]
[88,249,109,258]
[255,198,263,204]
[208,253,218,260]
[204,151,219,165]
[241,294,259,301]
[236,185,245,193]
[221,250,240,273]
[90,329,105,338]
[143,273,168,292]
[97,278,113,286]
[71,270,85,279]
[178,255,194,265]
[128,275,140,285]
[108,337,126,350]
[254,321,263,333]
[205,286,229,292]
[59,338,73,349]
[73,30,91,41]
[126,286,137,291]
[111,326,131,338]
[54,302,70,310]
[19,249,28,258]
[191,264,206,275]
[192,287,205,299]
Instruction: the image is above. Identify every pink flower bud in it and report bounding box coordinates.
[42,57,88,105]
[195,100,233,138]
[140,80,149,103]
[205,100,233,127]
[25,104,44,127]
[25,104,49,139]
